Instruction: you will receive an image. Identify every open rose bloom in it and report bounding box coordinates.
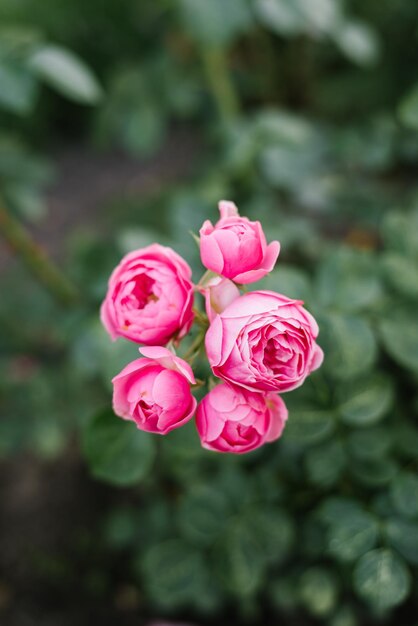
[205,291,324,393]
[112,347,196,434]
[101,243,194,346]
[101,201,323,455]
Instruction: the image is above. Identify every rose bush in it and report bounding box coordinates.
[196,382,288,453]
[112,346,196,434]
[101,244,194,345]
[205,290,323,393]
[199,201,280,284]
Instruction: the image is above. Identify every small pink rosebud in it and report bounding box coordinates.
[199,276,240,322]
[199,201,280,284]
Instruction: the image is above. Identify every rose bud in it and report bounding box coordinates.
[101,244,194,346]
[112,347,196,435]
[205,290,323,393]
[199,200,280,284]
[199,276,240,322]
[196,383,288,454]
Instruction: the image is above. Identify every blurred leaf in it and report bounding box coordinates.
[399,83,418,130]
[382,253,418,299]
[315,248,382,313]
[347,426,391,461]
[260,144,320,191]
[178,0,252,46]
[0,61,37,114]
[381,208,418,257]
[299,567,338,617]
[385,518,418,565]
[319,313,377,381]
[28,45,102,104]
[264,265,312,301]
[216,517,266,595]
[4,181,47,220]
[390,472,418,520]
[121,104,166,157]
[178,485,231,547]
[141,539,209,609]
[317,497,363,525]
[83,410,155,486]
[326,510,379,562]
[337,374,394,427]
[72,321,140,388]
[254,109,314,145]
[285,408,335,446]
[254,0,340,38]
[254,0,302,35]
[350,458,398,488]
[334,21,379,66]
[353,548,411,610]
[305,440,345,487]
[247,507,294,565]
[379,314,418,373]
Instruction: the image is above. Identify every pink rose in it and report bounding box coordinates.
[199,276,240,322]
[101,244,194,346]
[112,346,196,434]
[199,201,280,284]
[196,383,288,454]
[205,290,324,393]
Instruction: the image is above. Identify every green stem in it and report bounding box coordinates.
[0,200,80,306]
[201,47,240,124]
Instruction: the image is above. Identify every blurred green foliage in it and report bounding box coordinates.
[1,0,418,624]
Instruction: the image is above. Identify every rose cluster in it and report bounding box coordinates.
[101,201,323,454]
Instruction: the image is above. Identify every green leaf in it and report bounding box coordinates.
[0,61,38,114]
[263,265,312,301]
[399,83,418,130]
[381,253,418,299]
[390,472,418,519]
[319,313,377,381]
[254,0,340,38]
[254,0,303,36]
[337,374,394,427]
[284,408,335,446]
[305,440,345,487]
[141,540,209,609]
[315,248,382,313]
[178,485,231,546]
[82,410,155,486]
[385,518,418,565]
[27,45,102,104]
[299,567,338,617]
[216,518,266,595]
[246,508,294,565]
[379,314,418,373]
[351,458,398,488]
[317,497,363,525]
[347,427,391,460]
[334,21,379,66]
[327,510,379,562]
[178,0,252,46]
[353,548,411,610]
[381,208,418,257]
